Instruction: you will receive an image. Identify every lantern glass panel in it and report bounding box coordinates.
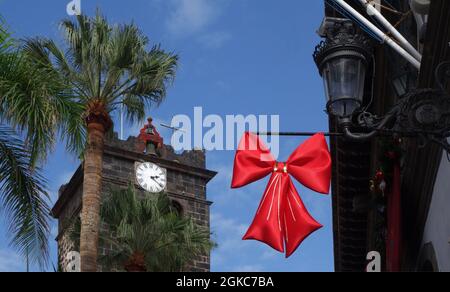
[392,75,408,97]
[322,56,366,117]
[391,67,417,98]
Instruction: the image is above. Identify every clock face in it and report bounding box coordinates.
[136,162,167,193]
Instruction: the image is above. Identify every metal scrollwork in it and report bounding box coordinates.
[344,61,450,153]
[435,61,450,92]
[396,88,450,150]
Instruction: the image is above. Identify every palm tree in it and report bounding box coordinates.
[0,19,83,267]
[0,127,50,268]
[69,187,214,272]
[23,12,178,271]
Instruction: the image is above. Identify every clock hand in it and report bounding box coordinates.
[150,177,164,188]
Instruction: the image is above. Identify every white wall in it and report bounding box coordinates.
[420,152,450,272]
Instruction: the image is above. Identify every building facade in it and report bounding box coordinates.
[319,0,450,272]
[52,126,217,272]
[419,152,450,271]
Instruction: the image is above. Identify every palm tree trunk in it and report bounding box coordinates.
[80,121,106,272]
[124,252,147,272]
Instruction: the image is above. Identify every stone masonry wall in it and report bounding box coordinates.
[54,135,215,272]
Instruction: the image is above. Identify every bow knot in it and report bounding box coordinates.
[274,162,287,173]
[231,132,332,257]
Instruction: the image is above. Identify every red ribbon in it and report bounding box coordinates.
[231,132,332,257]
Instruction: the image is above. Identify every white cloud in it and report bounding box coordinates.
[215,80,229,90]
[211,213,248,239]
[198,31,232,49]
[166,0,220,36]
[210,212,249,269]
[261,250,278,260]
[0,249,24,272]
[209,171,266,209]
[162,0,232,48]
[211,212,248,252]
[211,212,277,272]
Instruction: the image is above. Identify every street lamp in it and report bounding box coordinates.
[313,18,372,118]
[391,68,415,98]
[313,17,450,152]
[389,51,418,98]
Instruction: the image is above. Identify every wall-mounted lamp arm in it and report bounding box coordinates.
[339,106,401,141]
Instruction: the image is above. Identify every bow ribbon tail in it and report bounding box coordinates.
[243,172,287,253]
[243,175,323,258]
[283,178,323,258]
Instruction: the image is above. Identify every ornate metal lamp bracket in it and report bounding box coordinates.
[342,61,450,152]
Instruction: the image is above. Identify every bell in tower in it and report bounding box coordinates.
[137,117,163,156]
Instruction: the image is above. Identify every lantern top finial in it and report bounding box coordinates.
[313,17,373,73]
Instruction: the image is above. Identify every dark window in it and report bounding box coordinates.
[171,200,184,216]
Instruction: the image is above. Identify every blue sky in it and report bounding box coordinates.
[0,0,334,272]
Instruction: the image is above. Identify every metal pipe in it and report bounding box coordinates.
[359,0,422,62]
[256,132,344,137]
[333,0,421,70]
[256,131,400,138]
[342,127,378,140]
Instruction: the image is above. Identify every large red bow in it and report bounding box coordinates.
[231,132,331,257]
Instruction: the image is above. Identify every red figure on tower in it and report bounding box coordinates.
[137,117,163,155]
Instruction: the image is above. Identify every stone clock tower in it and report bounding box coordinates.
[52,119,217,272]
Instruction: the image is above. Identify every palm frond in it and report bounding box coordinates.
[118,46,178,107]
[120,95,145,124]
[23,10,179,137]
[0,126,50,267]
[1,38,85,164]
[95,186,214,272]
[0,19,13,53]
